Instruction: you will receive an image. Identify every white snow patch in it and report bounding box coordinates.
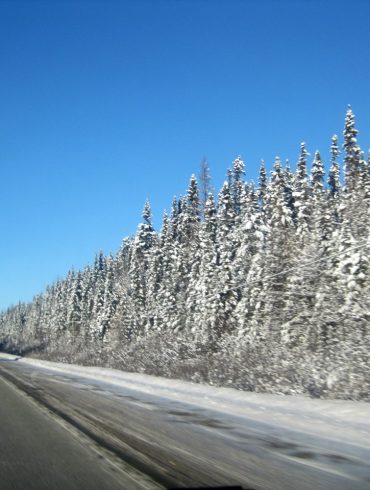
[0,353,21,361]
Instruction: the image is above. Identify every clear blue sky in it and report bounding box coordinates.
[1,0,369,310]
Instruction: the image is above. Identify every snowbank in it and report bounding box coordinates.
[2,353,368,448]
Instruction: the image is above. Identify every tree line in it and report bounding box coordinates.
[1,108,369,400]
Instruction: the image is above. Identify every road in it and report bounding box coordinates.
[0,356,370,490]
[0,365,160,489]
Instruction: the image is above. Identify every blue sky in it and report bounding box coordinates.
[1,0,369,310]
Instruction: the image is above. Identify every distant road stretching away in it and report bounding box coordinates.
[1,355,370,490]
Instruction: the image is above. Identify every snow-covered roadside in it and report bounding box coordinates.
[0,353,22,361]
[1,353,369,449]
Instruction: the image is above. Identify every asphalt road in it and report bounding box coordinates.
[0,357,370,490]
[0,368,160,490]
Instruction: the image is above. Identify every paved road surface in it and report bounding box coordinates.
[0,369,160,490]
[1,357,370,490]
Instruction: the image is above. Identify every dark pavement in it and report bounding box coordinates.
[0,371,159,490]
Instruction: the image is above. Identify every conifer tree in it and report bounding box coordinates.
[328,135,341,198]
[258,159,267,207]
[293,142,311,234]
[343,106,361,194]
[198,157,212,217]
[229,156,245,215]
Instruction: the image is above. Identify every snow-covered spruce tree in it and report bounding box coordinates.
[110,238,135,345]
[292,142,311,233]
[306,151,339,357]
[283,159,295,214]
[146,210,180,335]
[228,156,245,216]
[328,135,341,198]
[198,157,213,218]
[95,255,119,342]
[234,181,267,343]
[260,157,295,344]
[191,192,219,349]
[89,252,107,340]
[343,106,362,195]
[167,177,201,334]
[283,152,327,352]
[127,200,156,339]
[67,271,83,343]
[212,181,239,342]
[258,159,267,207]
[341,107,369,240]
[152,198,182,333]
[328,134,342,228]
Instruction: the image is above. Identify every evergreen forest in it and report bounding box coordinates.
[1,108,369,400]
